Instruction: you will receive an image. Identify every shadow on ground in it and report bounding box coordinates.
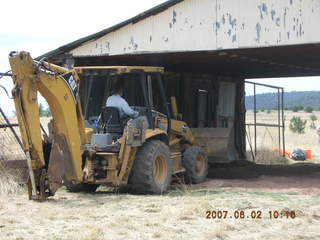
[208,161,320,179]
[202,161,320,194]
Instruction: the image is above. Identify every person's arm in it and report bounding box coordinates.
[120,98,139,118]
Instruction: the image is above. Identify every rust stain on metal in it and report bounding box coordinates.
[271,9,276,21]
[172,10,177,24]
[256,23,262,42]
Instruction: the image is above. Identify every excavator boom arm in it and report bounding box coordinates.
[9,51,86,200]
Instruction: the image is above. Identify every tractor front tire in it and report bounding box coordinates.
[129,140,172,194]
[182,146,208,184]
[64,180,99,193]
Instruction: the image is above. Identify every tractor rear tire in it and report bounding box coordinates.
[182,146,208,184]
[129,140,172,194]
[64,180,99,193]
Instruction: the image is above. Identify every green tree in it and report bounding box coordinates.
[310,114,317,122]
[310,114,317,129]
[44,107,52,117]
[291,105,299,112]
[291,105,304,112]
[304,106,314,113]
[289,116,307,134]
[39,103,46,117]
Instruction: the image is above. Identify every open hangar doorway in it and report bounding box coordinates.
[69,44,320,167]
[48,43,320,185]
[210,75,320,193]
[73,54,247,166]
[245,76,320,165]
[245,81,286,164]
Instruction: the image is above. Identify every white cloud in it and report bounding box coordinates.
[0,0,167,115]
[0,0,167,37]
[1,0,320,115]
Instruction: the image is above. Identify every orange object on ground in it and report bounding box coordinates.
[273,147,291,159]
[304,150,312,160]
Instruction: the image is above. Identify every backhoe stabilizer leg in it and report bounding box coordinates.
[25,152,37,197]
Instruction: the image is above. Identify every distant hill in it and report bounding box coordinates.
[246,91,320,110]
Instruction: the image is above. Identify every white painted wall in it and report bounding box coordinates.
[71,0,320,57]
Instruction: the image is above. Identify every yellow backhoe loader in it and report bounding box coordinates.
[8,51,208,201]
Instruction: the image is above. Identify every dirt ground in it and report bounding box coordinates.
[1,113,320,239]
[204,162,320,195]
[1,162,320,240]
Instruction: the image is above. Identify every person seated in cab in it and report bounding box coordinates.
[106,80,139,119]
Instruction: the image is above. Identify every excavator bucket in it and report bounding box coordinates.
[47,141,64,194]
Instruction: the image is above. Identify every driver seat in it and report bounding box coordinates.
[100,107,124,133]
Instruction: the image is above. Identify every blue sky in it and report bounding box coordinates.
[246,77,320,96]
[1,0,320,115]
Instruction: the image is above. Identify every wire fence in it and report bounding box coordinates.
[0,109,25,164]
[245,81,285,162]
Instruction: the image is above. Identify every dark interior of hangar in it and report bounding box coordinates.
[79,70,242,128]
[47,43,320,163]
[67,43,320,78]
[78,68,246,163]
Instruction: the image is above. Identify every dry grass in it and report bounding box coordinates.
[0,120,25,196]
[246,110,320,163]
[253,148,291,165]
[0,117,49,196]
[0,187,319,240]
[0,161,24,196]
[0,114,320,239]
[0,117,51,161]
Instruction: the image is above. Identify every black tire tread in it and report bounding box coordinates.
[129,140,172,194]
[182,146,208,184]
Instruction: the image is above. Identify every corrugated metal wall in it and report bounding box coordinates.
[71,0,320,57]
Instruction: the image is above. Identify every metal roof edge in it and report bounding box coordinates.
[36,0,183,60]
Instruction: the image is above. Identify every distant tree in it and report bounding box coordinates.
[44,107,52,117]
[260,108,265,112]
[310,114,317,122]
[291,105,304,112]
[304,106,314,113]
[310,114,317,129]
[291,106,299,112]
[289,116,307,134]
[39,103,46,117]
[297,105,304,111]
[267,109,271,114]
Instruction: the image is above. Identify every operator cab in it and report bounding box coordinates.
[76,66,171,150]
